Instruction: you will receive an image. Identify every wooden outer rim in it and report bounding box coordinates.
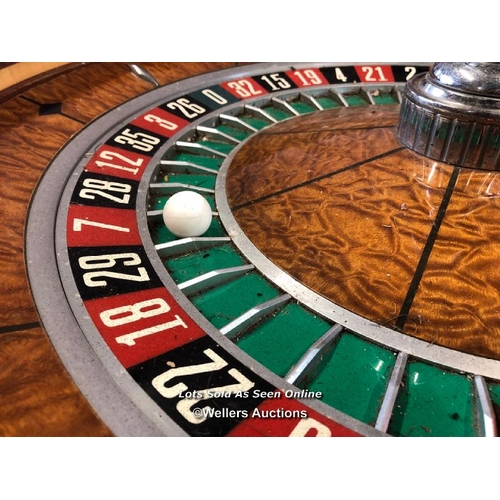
[0,62,86,102]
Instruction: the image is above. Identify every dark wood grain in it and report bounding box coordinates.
[0,97,81,326]
[408,169,500,358]
[227,105,500,361]
[227,106,402,208]
[0,62,241,436]
[23,62,238,123]
[0,326,109,437]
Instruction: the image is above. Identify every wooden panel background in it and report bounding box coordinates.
[0,62,240,436]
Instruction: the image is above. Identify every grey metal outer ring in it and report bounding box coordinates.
[26,63,392,437]
[26,128,174,436]
[215,119,500,381]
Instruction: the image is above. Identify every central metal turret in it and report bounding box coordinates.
[397,62,500,170]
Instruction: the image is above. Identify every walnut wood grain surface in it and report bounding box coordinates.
[5,62,499,436]
[227,105,500,361]
[0,62,240,436]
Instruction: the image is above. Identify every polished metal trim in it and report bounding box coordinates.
[474,375,497,437]
[375,352,408,433]
[285,324,343,386]
[155,236,231,258]
[178,264,255,296]
[360,88,376,105]
[299,92,324,110]
[175,141,227,158]
[328,90,349,107]
[128,63,160,87]
[196,125,241,144]
[149,182,215,195]
[271,97,301,116]
[397,63,500,169]
[219,113,259,132]
[220,294,291,339]
[160,160,219,175]
[244,104,278,123]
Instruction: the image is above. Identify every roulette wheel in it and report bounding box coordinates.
[3,61,500,438]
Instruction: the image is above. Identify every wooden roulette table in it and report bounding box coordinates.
[2,62,499,437]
